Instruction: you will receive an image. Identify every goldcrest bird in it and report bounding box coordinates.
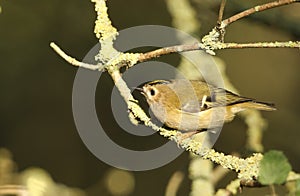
[138,79,276,132]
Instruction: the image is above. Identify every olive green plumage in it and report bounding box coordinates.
[139,79,275,131]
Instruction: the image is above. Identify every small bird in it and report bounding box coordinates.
[138,79,276,132]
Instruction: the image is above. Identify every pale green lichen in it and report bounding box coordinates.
[216,41,300,50]
[96,39,120,64]
[91,0,118,40]
[128,98,263,181]
[198,149,263,180]
[92,0,120,66]
[91,0,141,71]
[91,0,264,183]
[201,27,221,54]
[48,1,300,193]
[97,50,140,69]
[113,53,140,67]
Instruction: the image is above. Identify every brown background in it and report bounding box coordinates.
[0,0,300,195]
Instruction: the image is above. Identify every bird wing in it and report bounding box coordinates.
[212,88,253,106]
[180,100,202,113]
[180,85,252,114]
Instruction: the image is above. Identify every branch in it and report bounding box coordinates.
[136,0,300,60]
[227,0,300,37]
[217,0,227,25]
[137,42,201,63]
[50,0,300,183]
[135,40,300,65]
[222,0,300,27]
[50,42,104,70]
[92,0,118,40]
[51,14,264,184]
[109,66,262,181]
[216,41,300,49]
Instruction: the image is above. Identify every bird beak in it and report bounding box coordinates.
[134,87,146,96]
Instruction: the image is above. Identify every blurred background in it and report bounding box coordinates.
[0,0,300,195]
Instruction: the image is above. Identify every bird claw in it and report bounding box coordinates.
[177,130,199,148]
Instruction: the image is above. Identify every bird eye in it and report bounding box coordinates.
[149,88,156,96]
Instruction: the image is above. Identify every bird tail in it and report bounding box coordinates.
[236,100,276,111]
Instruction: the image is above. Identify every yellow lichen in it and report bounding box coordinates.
[90,0,265,183]
[92,0,118,40]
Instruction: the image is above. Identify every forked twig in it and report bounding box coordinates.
[50,0,300,183]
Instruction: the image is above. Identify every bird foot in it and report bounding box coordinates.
[177,130,199,147]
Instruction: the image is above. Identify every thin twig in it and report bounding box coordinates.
[50,42,104,70]
[216,0,227,41]
[137,42,200,63]
[135,0,300,62]
[108,65,264,180]
[218,41,300,49]
[51,0,300,183]
[218,0,227,25]
[228,0,300,37]
[136,40,300,64]
[52,39,300,71]
[137,43,207,65]
[222,0,300,27]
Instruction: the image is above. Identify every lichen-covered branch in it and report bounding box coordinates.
[50,3,265,182]
[50,0,300,185]
[228,0,300,37]
[166,0,221,195]
[217,0,227,25]
[137,40,300,64]
[135,0,300,60]
[216,41,300,49]
[137,43,200,63]
[50,42,104,70]
[92,0,118,40]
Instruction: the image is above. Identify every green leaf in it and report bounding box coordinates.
[258,150,292,185]
[295,180,300,196]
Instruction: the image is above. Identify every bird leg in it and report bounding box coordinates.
[201,95,207,108]
[177,130,199,147]
[200,95,208,111]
